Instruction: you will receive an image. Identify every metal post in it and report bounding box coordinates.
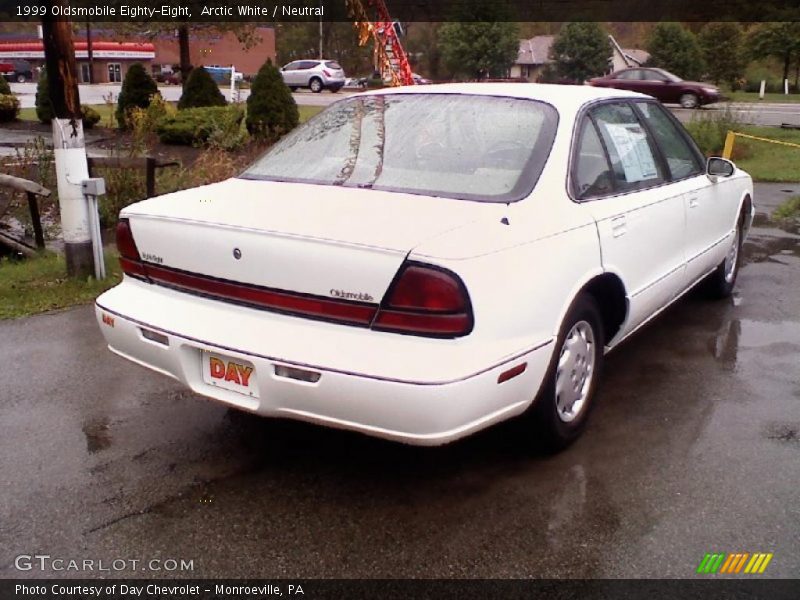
[145,157,156,198]
[85,193,105,280]
[26,191,45,249]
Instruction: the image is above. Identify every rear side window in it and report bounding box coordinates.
[573,118,614,199]
[324,61,342,70]
[635,101,704,180]
[590,103,665,193]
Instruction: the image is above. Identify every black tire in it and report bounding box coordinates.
[289,86,298,92]
[309,77,323,93]
[705,212,745,299]
[528,294,604,451]
[680,92,699,109]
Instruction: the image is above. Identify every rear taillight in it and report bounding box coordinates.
[116,219,147,278]
[322,69,331,77]
[373,262,473,337]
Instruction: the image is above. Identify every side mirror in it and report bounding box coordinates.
[707,157,735,178]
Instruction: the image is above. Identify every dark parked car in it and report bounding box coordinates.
[0,60,34,83]
[588,68,722,108]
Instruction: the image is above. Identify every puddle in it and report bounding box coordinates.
[765,423,800,443]
[82,417,112,454]
[709,319,800,368]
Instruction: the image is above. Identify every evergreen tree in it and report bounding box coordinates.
[246,60,299,141]
[699,22,747,87]
[177,67,227,110]
[35,70,53,124]
[647,23,706,81]
[551,22,611,83]
[116,63,159,128]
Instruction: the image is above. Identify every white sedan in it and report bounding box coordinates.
[96,84,754,449]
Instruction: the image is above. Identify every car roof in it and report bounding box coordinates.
[358,82,650,112]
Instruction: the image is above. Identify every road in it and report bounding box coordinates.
[1,183,798,580]
[9,82,800,125]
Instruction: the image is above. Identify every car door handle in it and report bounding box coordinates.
[611,215,627,238]
[688,196,700,208]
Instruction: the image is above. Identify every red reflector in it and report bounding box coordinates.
[145,264,377,325]
[497,362,527,384]
[373,310,471,335]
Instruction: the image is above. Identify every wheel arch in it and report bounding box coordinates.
[575,272,629,347]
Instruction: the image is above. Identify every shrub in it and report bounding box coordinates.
[246,60,299,141]
[81,105,100,129]
[684,108,742,156]
[35,70,53,123]
[0,94,20,122]
[178,67,227,110]
[0,75,10,95]
[156,106,243,145]
[116,63,159,128]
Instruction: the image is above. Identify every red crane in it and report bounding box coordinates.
[347,0,415,86]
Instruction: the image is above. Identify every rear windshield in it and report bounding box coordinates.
[241,94,558,202]
[324,61,342,70]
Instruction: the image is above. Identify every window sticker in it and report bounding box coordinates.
[603,122,658,183]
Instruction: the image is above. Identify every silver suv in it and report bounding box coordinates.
[280,60,346,93]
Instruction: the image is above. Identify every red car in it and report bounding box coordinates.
[588,68,722,108]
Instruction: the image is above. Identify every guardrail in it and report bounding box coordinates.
[723,130,800,160]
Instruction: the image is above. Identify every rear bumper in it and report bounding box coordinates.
[95,280,553,445]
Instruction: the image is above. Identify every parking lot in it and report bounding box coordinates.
[1,182,797,579]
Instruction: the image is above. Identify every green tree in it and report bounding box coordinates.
[699,22,747,87]
[246,60,299,141]
[647,22,706,81]
[438,7,519,81]
[748,22,800,86]
[0,74,10,95]
[178,67,227,110]
[35,69,53,124]
[116,63,159,128]
[550,22,611,82]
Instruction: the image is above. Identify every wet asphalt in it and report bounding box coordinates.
[1,184,799,580]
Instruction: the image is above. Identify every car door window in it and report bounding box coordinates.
[573,117,614,199]
[590,103,665,193]
[617,70,639,80]
[642,70,666,81]
[635,101,704,180]
[284,62,300,71]
[298,61,318,70]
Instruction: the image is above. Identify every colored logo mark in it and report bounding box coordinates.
[696,552,773,574]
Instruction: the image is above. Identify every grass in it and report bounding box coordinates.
[729,126,800,183]
[18,103,116,125]
[298,105,323,122]
[773,195,800,221]
[0,249,122,320]
[726,91,800,104]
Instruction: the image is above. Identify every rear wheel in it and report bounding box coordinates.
[16,74,26,83]
[309,77,323,93]
[529,294,604,451]
[680,92,699,109]
[705,212,744,299]
[289,86,298,92]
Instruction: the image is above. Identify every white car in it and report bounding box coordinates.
[280,59,346,93]
[96,84,753,449]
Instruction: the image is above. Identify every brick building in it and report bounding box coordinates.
[0,40,155,83]
[151,28,276,78]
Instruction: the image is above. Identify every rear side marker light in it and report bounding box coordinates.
[140,328,169,346]
[497,363,527,384]
[274,365,321,383]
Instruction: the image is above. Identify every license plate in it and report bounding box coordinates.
[201,351,259,398]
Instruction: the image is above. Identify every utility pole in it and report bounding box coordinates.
[41,7,93,278]
[85,20,94,84]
